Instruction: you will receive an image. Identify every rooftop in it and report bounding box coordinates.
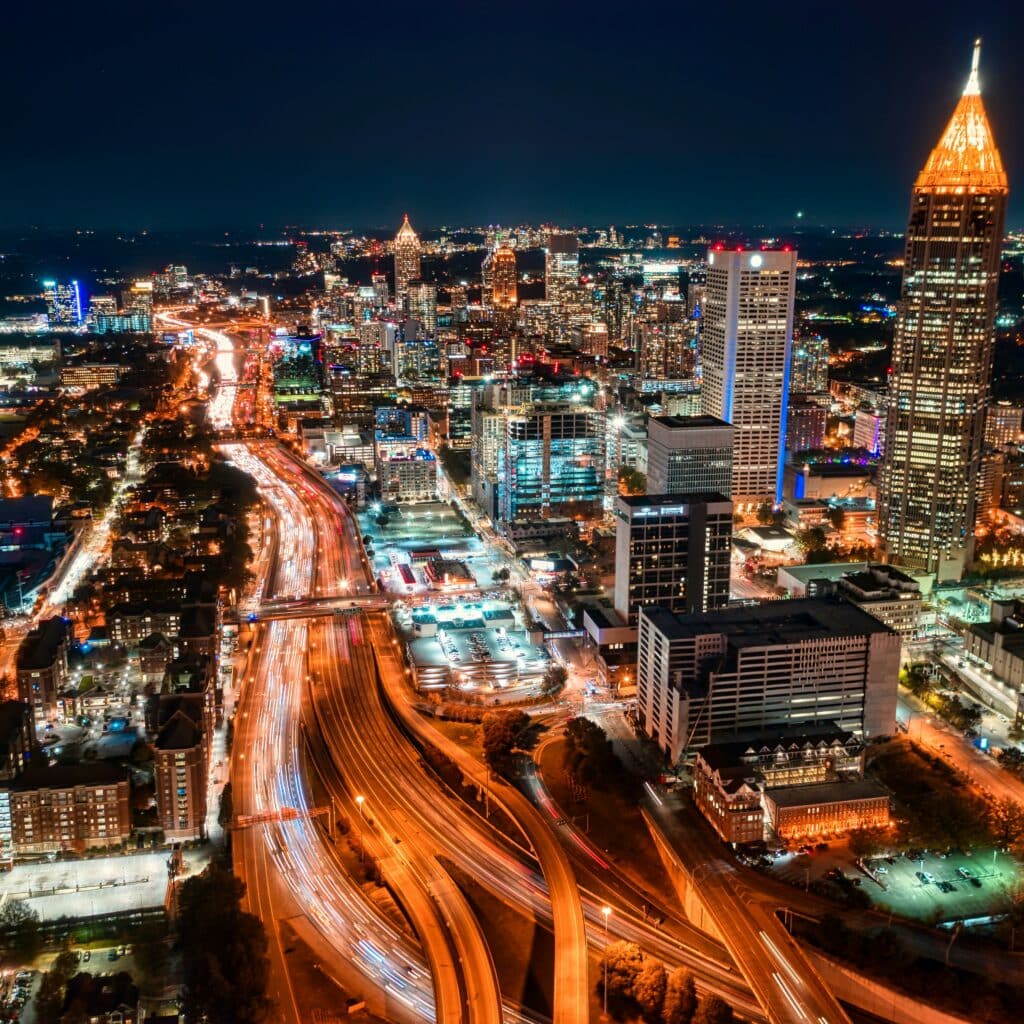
[763,778,889,808]
[639,596,896,644]
[649,415,731,430]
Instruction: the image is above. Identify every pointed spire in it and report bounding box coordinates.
[914,39,1007,194]
[963,38,981,96]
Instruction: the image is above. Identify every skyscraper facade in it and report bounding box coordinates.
[491,246,518,311]
[407,280,437,334]
[613,493,733,624]
[393,215,422,301]
[877,44,1008,578]
[700,248,796,509]
[544,231,579,305]
[44,280,83,326]
[646,416,734,496]
[790,334,830,395]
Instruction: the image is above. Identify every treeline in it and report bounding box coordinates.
[600,941,733,1024]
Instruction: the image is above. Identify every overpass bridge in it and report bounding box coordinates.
[644,798,852,1024]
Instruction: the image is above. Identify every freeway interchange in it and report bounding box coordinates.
[224,437,853,1024]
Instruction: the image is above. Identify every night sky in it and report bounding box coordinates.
[3,0,1021,231]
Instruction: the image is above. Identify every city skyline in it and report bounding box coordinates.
[1,3,1021,231]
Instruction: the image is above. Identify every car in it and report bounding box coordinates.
[970,877,983,888]
[815,842,830,852]
[916,871,931,884]
[957,866,973,879]
[82,951,91,963]
[923,871,936,883]
[107,950,118,961]
[875,865,889,875]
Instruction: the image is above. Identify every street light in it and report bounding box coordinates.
[356,795,365,819]
[601,905,612,1019]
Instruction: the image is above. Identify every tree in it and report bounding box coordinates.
[663,967,698,1024]
[826,505,846,531]
[543,663,568,694]
[0,898,41,963]
[133,919,170,988]
[177,864,272,1023]
[693,995,734,1024]
[848,828,887,860]
[618,466,647,496]
[755,502,775,526]
[633,958,667,1022]
[796,526,827,554]
[564,717,622,790]
[598,941,645,1017]
[481,709,530,771]
[989,798,1024,849]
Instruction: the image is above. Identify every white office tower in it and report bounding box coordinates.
[637,598,900,761]
[646,415,734,496]
[544,231,580,305]
[700,248,796,512]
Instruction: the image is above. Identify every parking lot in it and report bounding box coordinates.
[770,843,1019,924]
[0,849,207,921]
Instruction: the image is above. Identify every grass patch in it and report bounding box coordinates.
[538,736,677,910]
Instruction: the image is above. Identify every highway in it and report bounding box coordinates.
[224,444,441,1023]
[276,443,765,1021]
[645,794,852,1024]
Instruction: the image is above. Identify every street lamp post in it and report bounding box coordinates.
[356,795,365,819]
[601,905,612,1019]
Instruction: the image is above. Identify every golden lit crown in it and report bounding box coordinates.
[395,214,419,242]
[915,40,1008,194]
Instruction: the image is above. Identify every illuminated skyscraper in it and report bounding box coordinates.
[790,334,829,394]
[544,231,579,304]
[393,214,422,300]
[406,280,437,335]
[877,43,1008,579]
[44,280,83,326]
[491,245,518,310]
[700,248,796,510]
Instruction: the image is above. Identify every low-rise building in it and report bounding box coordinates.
[966,599,1024,690]
[0,762,132,857]
[693,726,889,844]
[0,702,35,781]
[16,617,69,724]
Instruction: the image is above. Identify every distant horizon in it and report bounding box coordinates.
[3,2,1020,232]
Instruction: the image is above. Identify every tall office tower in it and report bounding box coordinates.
[393,214,422,301]
[371,272,390,311]
[700,248,796,511]
[986,401,1023,450]
[450,284,469,323]
[638,322,696,381]
[636,598,900,759]
[481,248,495,308]
[123,280,154,322]
[44,280,83,326]
[500,401,604,526]
[613,494,733,624]
[790,334,830,394]
[544,231,580,305]
[786,397,828,454]
[406,280,437,335]
[491,245,518,311]
[877,43,1007,579]
[88,295,118,321]
[646,415,734,496]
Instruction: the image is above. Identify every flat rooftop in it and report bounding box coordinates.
[650,415,730,430]
[639,596,897,644]
[763,779,889,808]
